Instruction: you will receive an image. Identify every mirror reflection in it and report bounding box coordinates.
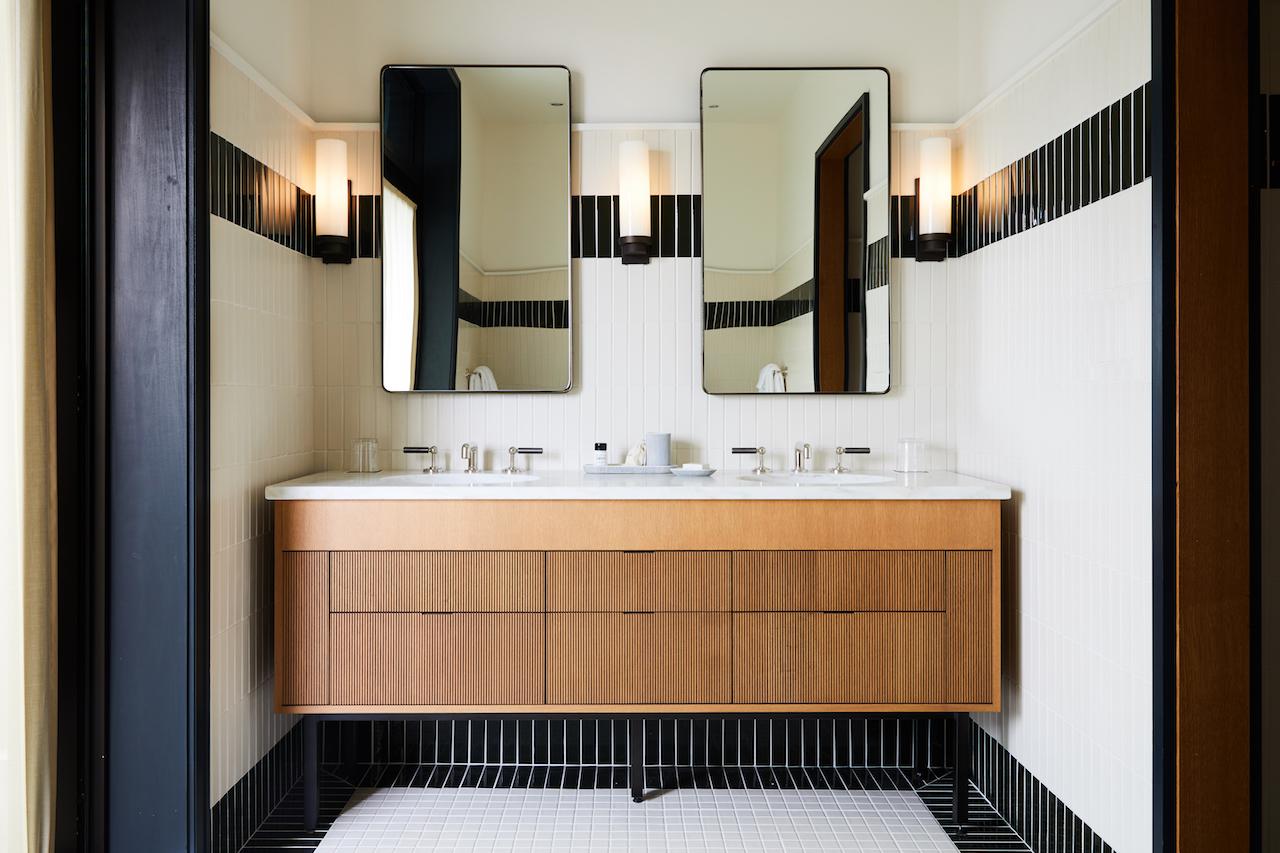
[381,66,571,392]
[701,68,890,394]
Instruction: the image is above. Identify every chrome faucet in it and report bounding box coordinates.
[792,443,811,474]
[504,446,543,474]
[732,446,769,474]
[832,446,871,474]
[460,443,479,473]
[403,445,440,474]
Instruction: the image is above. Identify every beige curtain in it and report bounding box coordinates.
[0,0,57,848]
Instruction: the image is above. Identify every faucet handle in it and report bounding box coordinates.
[732,446,769,475]
[832,446,870,474]
[503,446,543,474]
[403,445,439,474]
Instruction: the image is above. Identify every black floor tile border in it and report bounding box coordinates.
[239,765,1030,852]
[317,715,953,770]
[222,717,1117,853]
[210,723,305,853]
[969,720,1114,853]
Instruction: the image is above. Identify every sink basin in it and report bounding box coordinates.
[382,472,538,485]
[739,472,892,486]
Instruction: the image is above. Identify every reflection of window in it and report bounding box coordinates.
[382,180,418,391]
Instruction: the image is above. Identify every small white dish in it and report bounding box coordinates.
[671,467,716,478]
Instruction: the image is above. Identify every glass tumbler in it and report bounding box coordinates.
[350,437,381,473]
[895,438,927,473]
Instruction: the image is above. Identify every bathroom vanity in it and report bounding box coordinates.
[268,469,1009,828]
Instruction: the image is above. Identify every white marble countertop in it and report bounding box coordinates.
[265,468,1011,501]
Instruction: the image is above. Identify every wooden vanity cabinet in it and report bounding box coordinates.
[274,499,1001,713]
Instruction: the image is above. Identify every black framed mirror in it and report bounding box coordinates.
[701,68,890,394]
[380,65,572,392]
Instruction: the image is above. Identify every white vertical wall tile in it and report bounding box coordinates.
[312,126,949,479]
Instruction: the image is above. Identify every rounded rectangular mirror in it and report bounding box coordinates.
[701,68,890,394]
[381,65,572,392]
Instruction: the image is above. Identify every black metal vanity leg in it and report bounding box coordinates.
[912,719,928,784]
[951,712,969,831]
[303,716,319,832]
[629,717,644,803]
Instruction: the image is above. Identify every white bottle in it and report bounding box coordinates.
[593,442,608,465]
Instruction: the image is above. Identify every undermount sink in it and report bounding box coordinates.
[739,472,893,486]
[382,472,538,485]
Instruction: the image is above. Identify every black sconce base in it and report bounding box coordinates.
[619,235,652,265]
[316,235,352,265]
[916,233,949,263]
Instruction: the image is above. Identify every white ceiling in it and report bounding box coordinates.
[212,0,1121,125]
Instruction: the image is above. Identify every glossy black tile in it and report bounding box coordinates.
[596,194,613,258]
[970,720,1112,853]
[578,195,597,258]
[570,194,702,259]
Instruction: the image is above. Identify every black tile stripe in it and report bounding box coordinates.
[705,279,816,330]
[217,84,1155,271]
[209,132,379,259]
[888,82,1152,260]
[458,297,570,330]
[571,194,702,259]
[866,236,890,290]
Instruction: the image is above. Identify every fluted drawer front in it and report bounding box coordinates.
[733,612,947,704]
[547,613,731,703]
[733,551,945,612]
[278,551,330,706]
[330,613,544,704]
[330,551,544,612]
[547,551,730,612]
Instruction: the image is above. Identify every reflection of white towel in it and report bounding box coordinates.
[756,363,786,393]
[468,366,499,391]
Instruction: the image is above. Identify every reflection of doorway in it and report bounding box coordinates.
[812,94,869,392]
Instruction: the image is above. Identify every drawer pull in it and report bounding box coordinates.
[622,610,655,615]
[419,611,455,616]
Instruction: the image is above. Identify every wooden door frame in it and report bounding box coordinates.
[1152,0,1256,849]
[51,0,211,848]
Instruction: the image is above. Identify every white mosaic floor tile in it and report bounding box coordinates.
[314,787,961,852]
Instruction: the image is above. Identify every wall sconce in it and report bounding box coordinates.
[915,135,952,262]
[618,140,652,264]
[315,138,352,264]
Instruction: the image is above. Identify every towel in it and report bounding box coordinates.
[755,363,786,393]
[468,365,499,391]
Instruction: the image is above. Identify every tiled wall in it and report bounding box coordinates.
[212,3,1155,846]
[948,1,1152,851]
[209,46,320,812]
[315,127,954,476]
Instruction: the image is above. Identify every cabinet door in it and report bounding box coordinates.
[547,613,731,703]
[547,551,730,612]
[733,612,947,704]
[330,551,544,612]
[277,551,329,706]
[330,613,544,705]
